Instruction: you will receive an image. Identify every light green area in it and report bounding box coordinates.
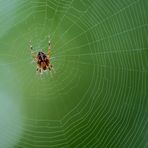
[0,0,147,147]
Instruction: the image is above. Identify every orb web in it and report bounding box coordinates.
[0,0,147,147]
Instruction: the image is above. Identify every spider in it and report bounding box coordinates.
[29,38,53,75]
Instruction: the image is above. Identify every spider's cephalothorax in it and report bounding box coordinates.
[29,40,53,75]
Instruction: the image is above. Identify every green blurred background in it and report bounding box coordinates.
[0,0,147,147]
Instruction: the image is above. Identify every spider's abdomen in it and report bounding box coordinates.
[37,52,50,71]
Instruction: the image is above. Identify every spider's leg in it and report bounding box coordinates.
[48,64,52,71]
[29,40,36,59]
[36,66,39,75]
[31,52,36,59]
[29,40,33,50]
[48,66,51,71]
[38,68,43,79]
[51,65,56,74]
[49,69,53,78]
[40,68,43,75]
[47,38,51,58]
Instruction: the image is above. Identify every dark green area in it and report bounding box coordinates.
[0,0,147,147]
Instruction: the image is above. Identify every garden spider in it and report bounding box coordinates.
[29,38,53,75]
